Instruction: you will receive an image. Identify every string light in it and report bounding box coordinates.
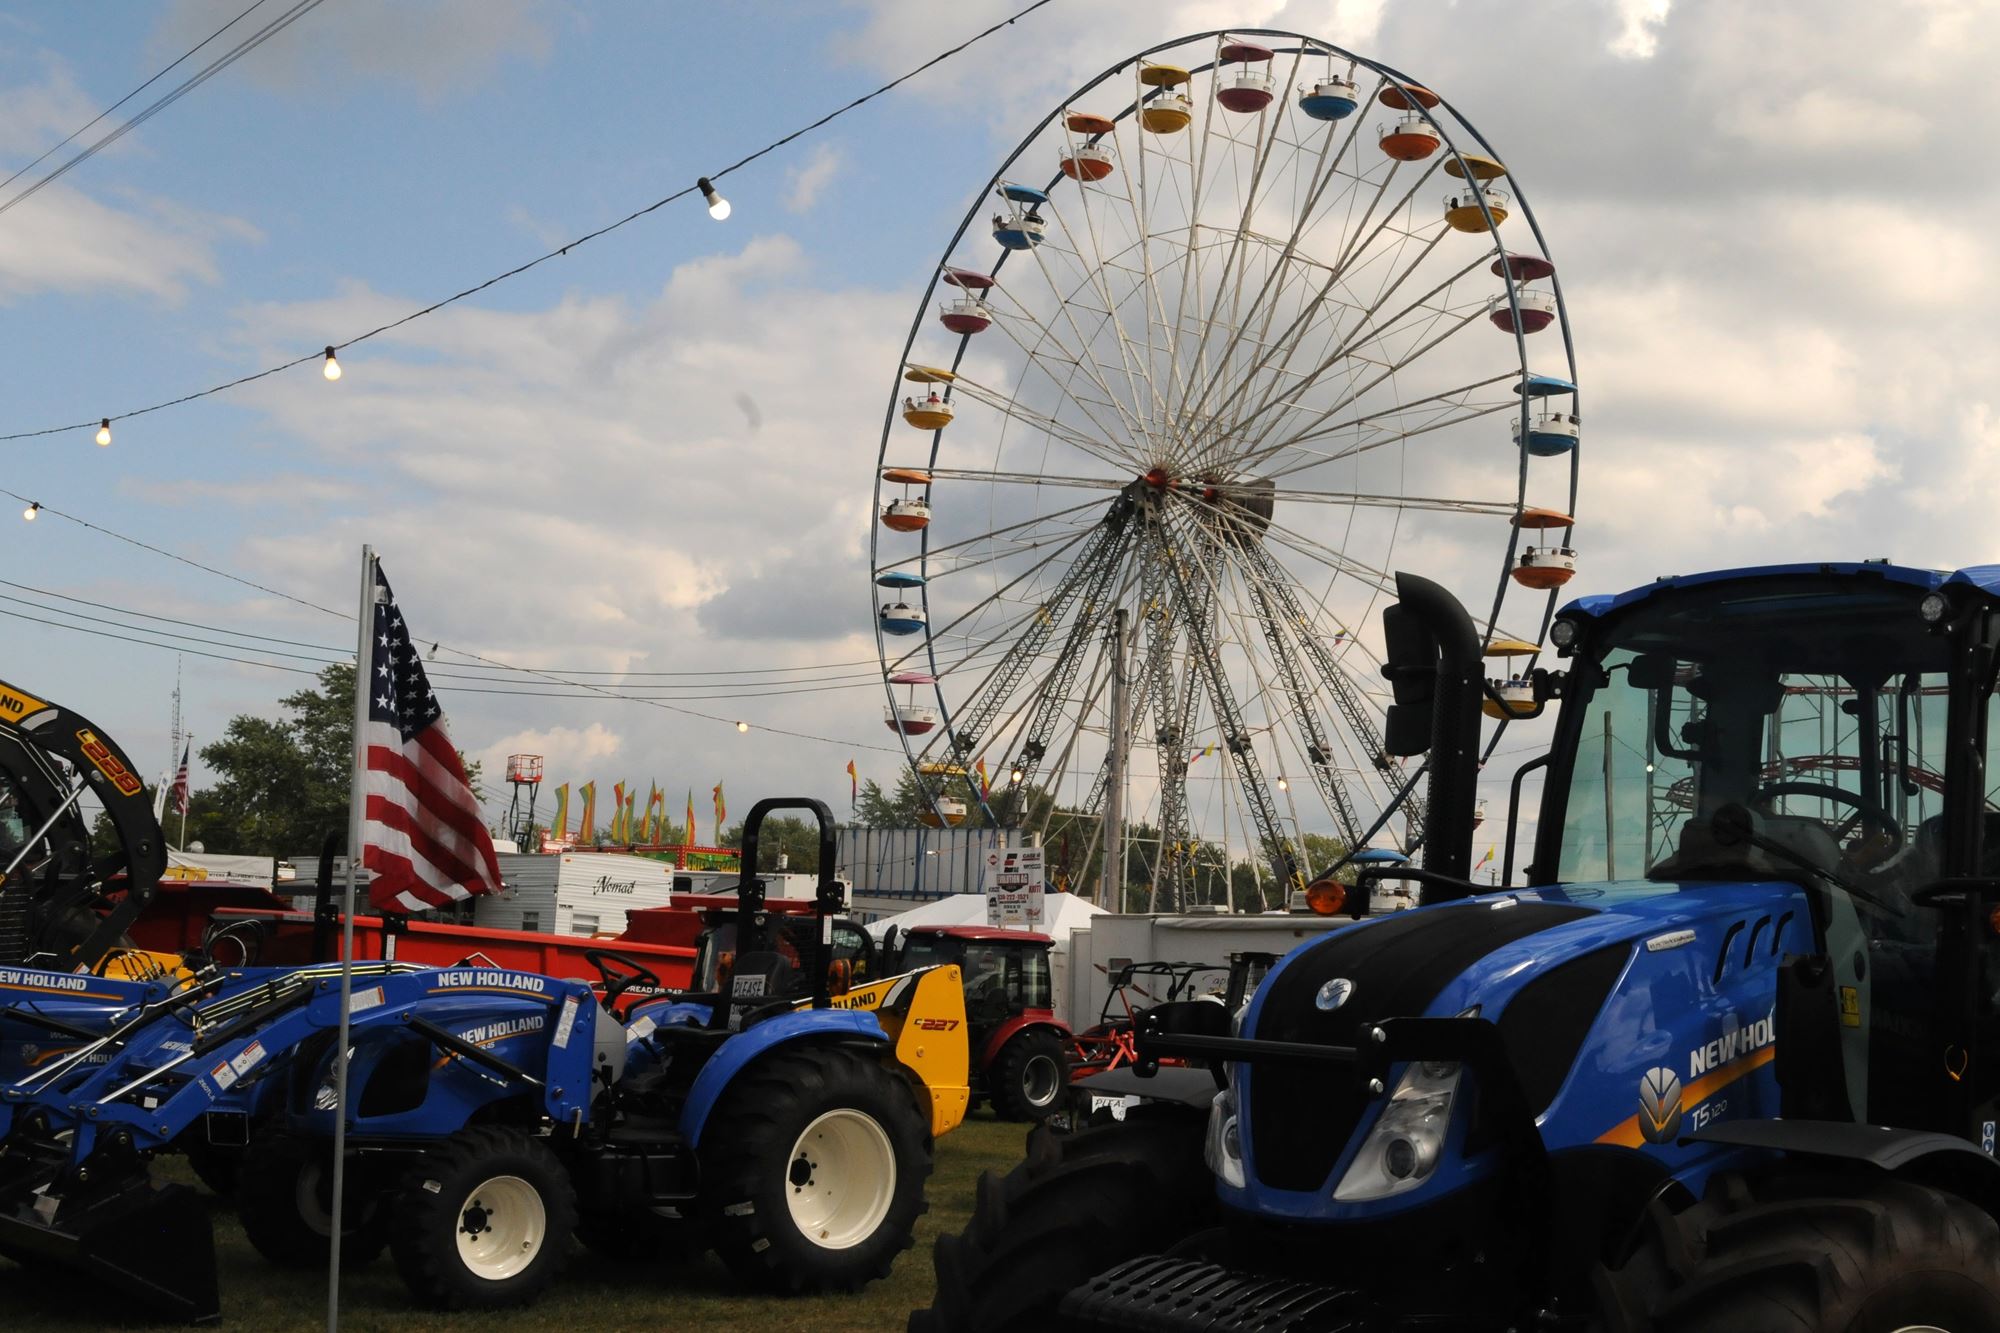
[321,346,341,381]
[95,419,110,446]
[0,0,1057,446]
[697,177,730,221]
[736,720,750,733]
[1276,776,1290,791]
[1009,767,1024,785]
[21,502,38,521]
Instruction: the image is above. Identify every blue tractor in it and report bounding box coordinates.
[0,796,942,1323]
[917,561,2000,1332]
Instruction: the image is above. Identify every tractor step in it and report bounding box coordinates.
[1061,1255,1368,1332]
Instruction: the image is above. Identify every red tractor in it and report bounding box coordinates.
[889,924,1071,1120]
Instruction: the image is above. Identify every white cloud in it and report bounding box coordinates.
[784,142,845,214]
[1608,0,1671,59]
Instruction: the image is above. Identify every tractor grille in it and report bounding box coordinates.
[1246,902,1591,1192]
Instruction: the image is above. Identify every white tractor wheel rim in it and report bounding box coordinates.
[1023,1053,1062,1107]
[454,1174,545,1281]
[785,1108,895,1250]
[296,1160,333,1236]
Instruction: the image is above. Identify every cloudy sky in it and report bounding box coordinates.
[0,0,1992,865]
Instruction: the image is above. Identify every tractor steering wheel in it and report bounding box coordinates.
[1749,780,1904,851]
[583,948,664,1011]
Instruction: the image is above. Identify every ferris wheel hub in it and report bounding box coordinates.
[1141,467,1174,490]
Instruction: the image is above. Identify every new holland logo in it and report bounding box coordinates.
[1315,978,1354,1012]
[1639,1066,1683,1144]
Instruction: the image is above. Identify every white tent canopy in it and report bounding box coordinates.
[865,891,1104,943]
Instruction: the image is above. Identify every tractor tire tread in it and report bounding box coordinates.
[990,1028,1071,1122]
[1595,1169,2000,1333]
[910,1103,1213,1333]
[387,1124,578,1311]
[235,1132,386,1270]
[703,1045,931,1295]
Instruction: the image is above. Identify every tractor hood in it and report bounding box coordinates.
[1227,878,1813,1218]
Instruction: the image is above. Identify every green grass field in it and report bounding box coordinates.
[1,1113,1029,1331]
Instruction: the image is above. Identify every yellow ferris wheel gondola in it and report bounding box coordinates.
[1139,63,1193,134]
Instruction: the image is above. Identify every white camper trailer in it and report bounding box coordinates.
[475,852,680,937]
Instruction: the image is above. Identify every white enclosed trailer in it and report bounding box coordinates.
[474,852,680,937]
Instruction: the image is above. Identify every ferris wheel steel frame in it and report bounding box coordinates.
[869,29,1582,906]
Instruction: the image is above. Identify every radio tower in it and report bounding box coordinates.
[504,754,544,850]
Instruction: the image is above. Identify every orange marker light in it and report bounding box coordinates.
[1305,878,1347,916]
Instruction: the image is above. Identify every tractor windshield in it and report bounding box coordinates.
[1551,576,1956,917]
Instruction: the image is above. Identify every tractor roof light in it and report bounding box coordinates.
[1920,591,1949,624]
[1549,617,1580,651]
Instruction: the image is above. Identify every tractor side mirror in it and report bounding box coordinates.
[1627,653,1678,690]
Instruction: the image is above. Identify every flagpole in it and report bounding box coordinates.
[328,544,375,1331]
[178,734,191,850]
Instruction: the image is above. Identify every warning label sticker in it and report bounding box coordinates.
[553,994,580,1049]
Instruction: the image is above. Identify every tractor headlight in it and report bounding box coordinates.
[1204,1084,1246,1189]
[1332,1059,1461,1202]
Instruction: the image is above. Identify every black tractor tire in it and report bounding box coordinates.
[702,1044,931,1293]
[990,1028,1071,1122]
[235,1133,388,1269]
[182,1138,243,1198]
[911,1102,1216,1333]
[1594,1170,2000,1333]
[387,1125,578,1310]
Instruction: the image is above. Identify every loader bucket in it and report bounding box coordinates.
[0,1173,219,1324]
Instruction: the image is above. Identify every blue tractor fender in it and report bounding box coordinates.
[1693,1119,2000,1212]
[678,1007,888,1148]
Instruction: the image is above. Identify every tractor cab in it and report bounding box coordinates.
[891,924,1073,1119]
[687,896,877,998]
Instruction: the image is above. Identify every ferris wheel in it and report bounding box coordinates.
[869,30,1581,908]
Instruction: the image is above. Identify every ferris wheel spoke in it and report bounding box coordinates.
[1240,485,1515,516]
[941,365,1142,472]
[1263,391,1522,481]
[1230,302,1491,476]
[976,298,1163,472]
[1008,236,1167,459]
[1230,533,1419,841]
[1199,227,1464,464]
[1217,243,1486,467]
[1171,43,1326,443]
[1045,174,1176,445]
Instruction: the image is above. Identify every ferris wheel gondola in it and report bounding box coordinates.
[870,30,1581,909]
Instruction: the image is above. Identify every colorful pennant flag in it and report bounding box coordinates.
[611,781,627,842]
[712,781,726,845]
[578,781,596,839]
[551,783,569,841]
[974,758,990,801]
[686,789,696,848]
[847,759,858,806]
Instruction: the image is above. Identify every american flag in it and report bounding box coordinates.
[360,564,501,913]
[168,740,191,816]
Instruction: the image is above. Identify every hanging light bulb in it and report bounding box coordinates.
[735,720,750,733]
[698,176,731,221]
[322,346,342,381]
[1009,767,1024,785]
[21,502,38,521]
[95,419,111,446]
[1276,776,1290,791]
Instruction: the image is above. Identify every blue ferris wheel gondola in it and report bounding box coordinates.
[1299,78,1358,121]
[876,570,926,590]
[879,602,927,636]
